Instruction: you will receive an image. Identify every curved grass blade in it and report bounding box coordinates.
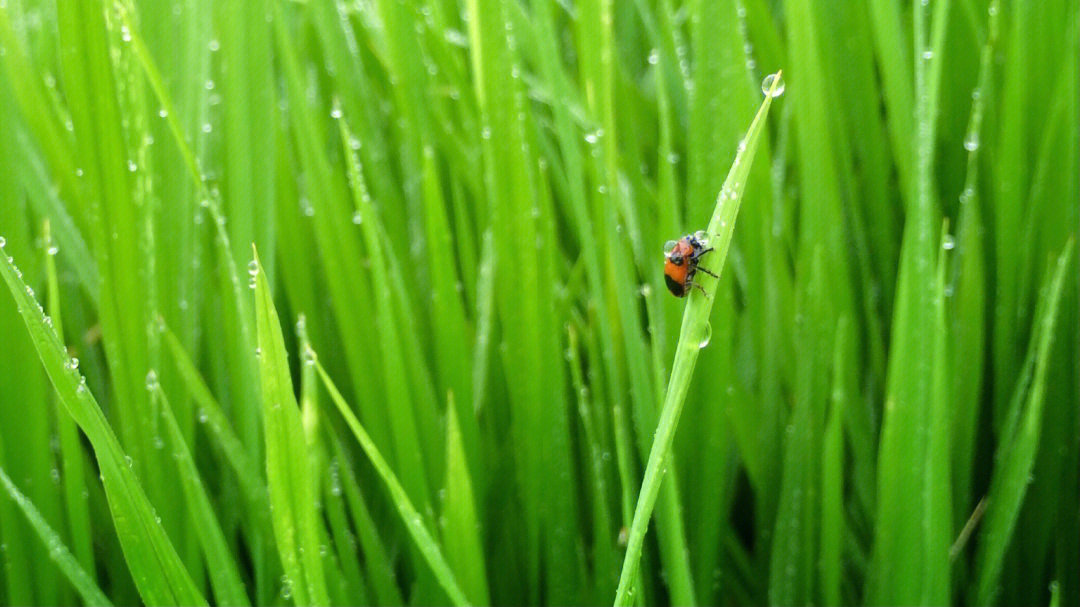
[613,72,783,606]
[150,382,251,606]
[974,241,1074,605]
[251,247,329,606]
[161,325,267,510]
[43,221,95,575]
[313,357,470,607]
[0,466,111,607]
[0,246,206,606]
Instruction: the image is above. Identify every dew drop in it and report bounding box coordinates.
[0,236,5,248]
[66,357,80,371]
[158,108,168,118]
[761,72,785,97]
[208,39,220,52]
[942,234,956,250]
[963,132,979,151]
[351,210,363,225]
[698,322,712,349]
[145,369,159,392]
[47,245,59,256]
[330,107,342,119]
[922,49,934,60]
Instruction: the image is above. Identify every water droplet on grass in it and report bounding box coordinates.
[942,234,956,250]
[761,72,785,97]
[964,132,979,151]
[145,369,159,392]
[698,322,712,348]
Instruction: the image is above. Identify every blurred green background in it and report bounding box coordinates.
[0,0,1076,605]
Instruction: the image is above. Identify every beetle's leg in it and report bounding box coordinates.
[694,246,714,258]
[697,266,719,279]
[690,282,709,297]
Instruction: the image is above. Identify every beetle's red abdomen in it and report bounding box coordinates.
[663,239,695,297]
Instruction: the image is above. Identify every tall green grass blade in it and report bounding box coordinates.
[614,72,782,607]
[150,382,251,606]
[0,466,112,607]
[867,0,951,601]
[325,431,404,607]
[0,163,48,606]
[314,358,469,607]
[442,395,491,606]
[820,319,848,607]
[43,220,95,577]
[974,241,1074,605]
[769,246,828,606]
[950,0,996,526]
[161,325,267,510]
[0,247,205,606]
[469,0,584,601]
[251,247,329,606]
[334,110,436,517]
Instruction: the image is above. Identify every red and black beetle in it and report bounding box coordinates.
[663,231,717,297]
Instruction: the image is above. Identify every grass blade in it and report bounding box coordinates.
[974,241,1074,605]
[43,221,95,577]
[150,382,251,606]
[442,395,491,606]
[613,72,783,606]
[314,357,470,607]
[0,466,112,607]
[251,247,329,606]
[0,245,205,606]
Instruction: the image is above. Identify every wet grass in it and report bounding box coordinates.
[0,0,1076,605]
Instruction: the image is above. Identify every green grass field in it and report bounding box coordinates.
[0,0,1076,605]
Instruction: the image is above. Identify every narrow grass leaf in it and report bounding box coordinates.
[314,358,470,607]
[442,395,491,606]
[974,241,1074,605]
[43,221,95,575]
[0,466,112,607]
[0,247,205,606]
[252,247,330,606]
[151,384,251,606]
[614,72,783,607]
